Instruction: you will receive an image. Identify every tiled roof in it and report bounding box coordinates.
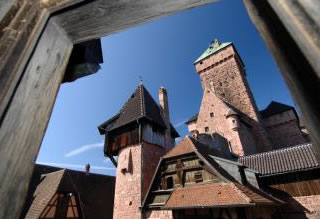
[238,143,319,176]
[163,137,232,159]
[163,137,195,158]
[260,101,295,118]
[25,170,66,219]
[164,183,278,209]
[185,113,198,124]
[194,41,232,64]
[98,85,179,137]
[22,165,115,219]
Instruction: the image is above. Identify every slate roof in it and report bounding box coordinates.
[98,84,179,137]
[164,182,278,209]
[185,113,198,124]
[260,101,296,118]
[25,170,68,219]
[238,143,319,176]
[21,164,115,219]
[194,41,232,64]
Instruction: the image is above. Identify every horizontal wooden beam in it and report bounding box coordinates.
[52,0,215,43]
[0,19,73,219]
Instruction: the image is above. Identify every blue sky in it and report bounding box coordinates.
[37,0,295,175]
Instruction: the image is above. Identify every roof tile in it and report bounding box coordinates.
[238,143,318,176]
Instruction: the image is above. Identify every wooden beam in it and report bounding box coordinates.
[63,38,103,82]
[0,19,73,219]
[52,0,215,43]
[0,0,85,128]
[243,0,320,160]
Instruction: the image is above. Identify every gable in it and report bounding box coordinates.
[145,155,226,208]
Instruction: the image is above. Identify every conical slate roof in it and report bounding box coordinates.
[98,85,166,133]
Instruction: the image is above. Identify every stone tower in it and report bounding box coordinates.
[188,39,271,155]
[98,85,179,219]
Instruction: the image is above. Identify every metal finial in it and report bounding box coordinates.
[210,38,220,48]
[139,76,143,85]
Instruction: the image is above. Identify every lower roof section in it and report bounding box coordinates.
[161,182,281,209]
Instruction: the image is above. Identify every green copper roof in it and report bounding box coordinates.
[194,41,232,64]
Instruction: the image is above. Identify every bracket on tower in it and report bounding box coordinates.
[106,152,117,167]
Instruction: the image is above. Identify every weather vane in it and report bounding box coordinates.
[139,75,143,85]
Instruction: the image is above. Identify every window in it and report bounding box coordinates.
[210,112,214,118]
[166,177,173,189]
[205,127,209,132]
[194,171,203,183]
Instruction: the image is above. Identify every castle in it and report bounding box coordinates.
[22,39,318,219]
[96,39,317,219]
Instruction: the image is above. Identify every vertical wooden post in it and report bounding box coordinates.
[0,19,73,219]
[243,0,320,160]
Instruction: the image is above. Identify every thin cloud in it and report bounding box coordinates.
[36,161,115,171]
[65,142,104,158]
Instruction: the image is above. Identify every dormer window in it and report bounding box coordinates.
[194,171,203,183]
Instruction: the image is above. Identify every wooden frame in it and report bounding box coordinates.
[0,0,319,218]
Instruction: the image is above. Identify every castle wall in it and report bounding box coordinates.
[195,91,247,155]
[262,110,308,148]
[144,210,173,219]
[194,45,271,152]
[278,195,320,218]
[113,144,142,219]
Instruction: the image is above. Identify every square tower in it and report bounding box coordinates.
[98,85,179,219]
[191,39,271,154]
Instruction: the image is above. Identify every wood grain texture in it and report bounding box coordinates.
[0,19,73,219]
[243,0,320,162]
[53,0,215,43]
[0,0,85,128]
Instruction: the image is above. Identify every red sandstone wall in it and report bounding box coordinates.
[113,142,165,219]
[144,210,173,219]
[113,145,142,219]
[196,91,247,155]
[280,195,320,218]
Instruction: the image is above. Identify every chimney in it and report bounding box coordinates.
[159,87,173,149]
[85,163,90,175]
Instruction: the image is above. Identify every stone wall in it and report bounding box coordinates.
[279,195,320,218]
[113,142,166,219]
[262,110,308,148]
[144,210,173,219]
[196,91,246,155]
[113,144,142,219]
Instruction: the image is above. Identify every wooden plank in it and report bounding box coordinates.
[0,0,86,128]
[0,19,73,219]
[52,0,216,43]
[243,0,320,161]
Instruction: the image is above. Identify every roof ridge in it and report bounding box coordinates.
[139,85,145,117]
